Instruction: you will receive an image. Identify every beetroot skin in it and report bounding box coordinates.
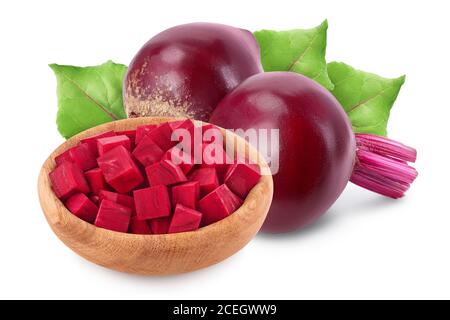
[124,23,262,121]
[210,72,356,233]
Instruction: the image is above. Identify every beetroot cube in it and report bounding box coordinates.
[54,148,73,165]
[224,163,261,198]
[168,204,202,234]
[50,162,90,199]
[129,217,152,235]
[136,124,157,145]
[99,190,135,212]
[116,130,136,148]
[198,184,243,226]
[150,217,172,234]
[168,120,184,130]
[95,200,132,233]
[162,147,195,174]
[171,181,200,209]
[90,195,100,206]
[146,122,178,151]
[132,135,165,167]
[146,160,187,186]
[55,143,97,171]
[97,146,144,193]
[134,185,171,220]
[97,135,131,156]
[81,131,116,156]
[188,167,219,197]
[65,193,98,223]
[84,168,107,195]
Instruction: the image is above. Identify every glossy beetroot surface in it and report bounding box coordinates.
[124,23,262,121]
[210,72,356,233]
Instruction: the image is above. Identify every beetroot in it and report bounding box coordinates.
[150,217,171,235]
[55,143,97,171]
[145,122,177,152]
[97,146,144,193]
[135,125,156,145]
[188,167,219,197]
[50,121,263,234]
[129,217,152,235]
[115,130,136,148]
[97,135,131,156]
[224,163,261,198]
[95,200,132,233]
[134,185,171,220]
[168,205,202,234]
[132,135,165,167]
[65,193,98,223]
[171,181,200,209]
[162,147,195,175]
[84,168,108,195]
[211,72,418,233]
[198,184,243,226]
[124,23,262,121]
[50,161,90,199]
[211,72,355,232]
[98,190,135,213]
[145,160,187,186]
[81,131,116,156]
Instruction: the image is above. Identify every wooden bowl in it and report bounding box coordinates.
[38,117,273,275]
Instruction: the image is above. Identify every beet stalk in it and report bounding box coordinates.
[350,134,418,199]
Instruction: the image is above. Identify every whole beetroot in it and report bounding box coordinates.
[124,23,262,121]
[210,72,356,233]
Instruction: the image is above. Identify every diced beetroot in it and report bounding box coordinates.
[146,122,178,151]
[54,148,73,165]
[129,216,152,234]
[97,146,144,194]
[188,167,219,197]
[55,143,97,171]
[98,190,135,212]
[134,185,171,220]
[115,130,136,148]
[168,204,202,234]
[149,217,172,234]
[50,162,90,199]
[95,199,132,233]
[171,181,200,209]
[90,195,100,206]
[200,142,232,182]
[135,124,157,145]
[146,160,187,186]
[84,168,107,195]
[97,135,131,156]
[224,163,261,198]
[65,193,98,223]
[132,135,165,167]
[162,147,195,174]
[198,184,243,226]
[81,131,116,156]
[168,120,183,130]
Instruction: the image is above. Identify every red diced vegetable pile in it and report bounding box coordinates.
[49,120,262,235]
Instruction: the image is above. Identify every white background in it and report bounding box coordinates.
[0,0,448,300]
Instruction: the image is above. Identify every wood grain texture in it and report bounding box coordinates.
[38,117,273,275]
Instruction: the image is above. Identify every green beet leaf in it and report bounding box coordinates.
[50,60,127,139]
[254,20,334,90]
[328,61,405,136]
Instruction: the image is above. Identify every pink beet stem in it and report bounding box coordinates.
[351,134,418,199]
[355,133,417,163]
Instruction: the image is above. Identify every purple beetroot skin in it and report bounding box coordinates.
[124,23,263,121]
[210,72,356,233]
